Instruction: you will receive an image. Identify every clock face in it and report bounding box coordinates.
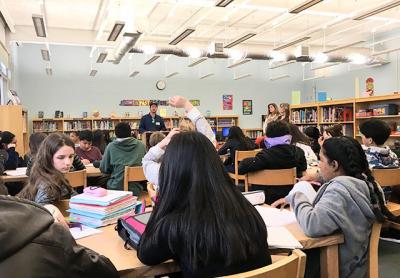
[156,80,166,90]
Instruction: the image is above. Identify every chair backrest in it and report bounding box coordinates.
[221,249,306,278]
[123,166,147,191]
[231,149,262,185]
[368,222,382,278]
[371,168,400,187]
[246,168,297,187]
[64,170,87,188]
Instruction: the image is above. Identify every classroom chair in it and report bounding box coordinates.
[221,249,306,278]
[228,149,262,187]
[372,168,400,216]
[368,222,382,278]
[123,166,147,191]
[244,167,297,192]
[64,169,87,188]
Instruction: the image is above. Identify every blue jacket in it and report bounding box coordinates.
[139,114,166,134]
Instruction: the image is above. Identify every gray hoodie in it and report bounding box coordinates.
[286,176,377,278]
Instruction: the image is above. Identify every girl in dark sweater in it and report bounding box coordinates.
[138,131,271,277]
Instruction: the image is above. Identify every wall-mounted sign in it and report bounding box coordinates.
[222,95,233,110]
[242,100,252,115]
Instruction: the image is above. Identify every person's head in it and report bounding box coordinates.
[29,133,47,156]
[0,131,16,148]
[279,103,289,114]
[288,124,310,145]
[79,130,93,151]
[146,132,267,270]
[149,102,158,114]
[115,122,132,139]
[267,103,278,115]
[178,118,195,131]
[92,129,106,152]
[359,119,391,147]
[304,126,320,140]
[228,126,246,140]
[149,132,166,147]
[69,131,79,144]
[323,124,343,139]
[265,120,290,138]
[320,136,400,223]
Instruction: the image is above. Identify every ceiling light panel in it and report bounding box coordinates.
[323,41,365,54]
[289,0,324,14]
[273,37,311,51]
[234,73,252,80]
[227,58,251,68]
[96,52,107,63]
[45,68,52,76]
[107,21,125,41]
[41,49,50,61]
[144,55,160,65]
[89,69,97,76]
[200,73,214,79]
[169,28,195,45]
[188,57,207,67]
[354,1,400,20]
[32,14,46,37]
[270,74,290,81]
[216,0,234,7]
[129,71,140,77]
[225,33,256,48]
[166,72,179,78]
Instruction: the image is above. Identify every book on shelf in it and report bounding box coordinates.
[321,107,353,123]
[291,109,317,123]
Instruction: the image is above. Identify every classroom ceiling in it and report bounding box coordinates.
[2,0,400,60]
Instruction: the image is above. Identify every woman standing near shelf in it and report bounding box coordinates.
[278,103,290,122]
[262,103,280,134]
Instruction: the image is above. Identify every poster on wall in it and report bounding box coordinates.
[222,95,233,110]
[242,100,252,115]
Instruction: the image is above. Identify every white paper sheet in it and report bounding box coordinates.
[255,206,297,227]
[5,167,27,176]
[70,225,102,240]
[267,226,303,249]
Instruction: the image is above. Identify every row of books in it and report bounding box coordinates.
[93,120,117,130]
[68,190,141,228]
[246,130,263,139]
[291,109,317,124]
[33,122,60,131]
[64,121,92,131]
[320,107,353,123]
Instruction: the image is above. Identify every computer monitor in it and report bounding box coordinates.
[222,127,230,138]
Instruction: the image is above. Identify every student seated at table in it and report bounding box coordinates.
[137,131,272,277]
[0,131,25,170]
[289,124,318,166]
[318,124,343,146]
[238,120,307,204]
[18,133,77,205]
[25,132,47,176]
[217,126,256,173]
[142,96,216,187]
[303,126,320,159]
[99,122,146,195]
[359,119,399,169]
[69,131,80,147]
[0,195,118,277]
[272,136,400,278]
[75,130,102,165]
[92,129,107,154]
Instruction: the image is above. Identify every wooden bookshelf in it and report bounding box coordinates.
[0,105,28,155]
[243,128,263,139]
[290,93,400,140]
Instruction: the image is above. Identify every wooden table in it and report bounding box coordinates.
[2,166,102,183]
[77,222,344,278]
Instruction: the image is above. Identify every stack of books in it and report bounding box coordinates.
[68,190,141,228]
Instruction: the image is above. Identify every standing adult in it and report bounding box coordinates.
[262,103,280,135]
[139,102,166,134]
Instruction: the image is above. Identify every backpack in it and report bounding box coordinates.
[115,212,152,249]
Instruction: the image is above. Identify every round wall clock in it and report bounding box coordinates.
[156,80,166,90]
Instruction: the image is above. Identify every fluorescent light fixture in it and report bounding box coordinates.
[225,33,256,48]
[89,69,98,77]
[96,52,107,63]
[289,0,324,14]
[129,71,140,77]
[303,75,325,81]
[45,67,52,76]
[270,74,290,81]
[200,73,214,79]
[216,0,234,7]
[234,73,252,80]
[166,72,179,78]
[372,46,400,56]
[107,21,125,41]
[354,1,400,20]
[323,40,365,54]
[188,57,207,67]
[311,62,340,70]
[41,49,50,61]
[144,55,160,65]
[113,32,142,64]
[32,14,46,37]
[273,37,311,51]
[269,60,295,69]
[169,28,195,45]
[227,58,251,68]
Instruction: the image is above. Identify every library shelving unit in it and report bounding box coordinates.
[290,93,400,140]
[32,115,239,140]
[243,128,263,140]
[354,94,400,143]
[0,105,29,155]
